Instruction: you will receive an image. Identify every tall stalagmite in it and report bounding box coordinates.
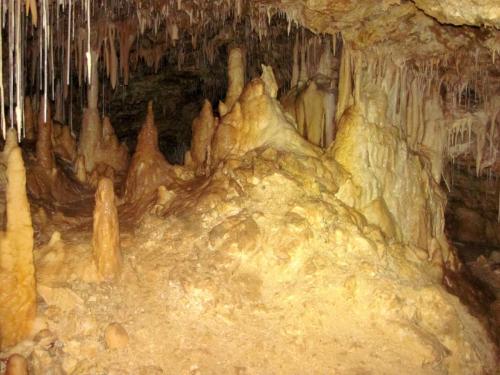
[219,47,246,116]
[190,100,216,175]
[0,130,36,349]
[93,178,122,281]
[124,101,174,203]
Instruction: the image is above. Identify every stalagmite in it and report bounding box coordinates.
[0,130,36,349]
[93,178,121,281]
[191,100,216,175]
[219,47,246,116]
[124,101,174,203]
[77,106,101,174]
[296,81,325,146]
[212,78,320,166]
[0,2,497,374]
[52,122,77,163]
[260,64,278,99]
[75,155,87,183]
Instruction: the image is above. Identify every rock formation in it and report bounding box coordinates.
[93,178,122,281]
[124,101,175,203]
[52,122,77,163]
[190,100,217,175]
[219,47,246,116]
[212,78,320,166]
[0,1,498,374]
[0,130,36,349]
[28,99,83,204]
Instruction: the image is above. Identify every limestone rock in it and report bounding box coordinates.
[37,285,84,312]
[413,0,500,27]
[104,323,129,349]
[93,178,122,281]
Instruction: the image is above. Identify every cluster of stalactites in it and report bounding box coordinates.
[334,45,499,181]
[279,33,339,148]
[2,0,321,142]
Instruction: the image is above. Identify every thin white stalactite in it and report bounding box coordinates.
[86,0,91,84]
[0,0,5,139]
[8,0,14,130]
[67,0,71,85]
[43,0,48,123]
[50,4,55,101]
[15,0,23,141]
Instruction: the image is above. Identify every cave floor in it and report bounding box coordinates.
[3,149,497,374]
[29,218,428,374]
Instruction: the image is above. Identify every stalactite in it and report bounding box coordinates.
[87,50,99,110]
[24,96,35,141]
[291,33,299,88]
[0,0,5,139]
[25,0,37,27]
[108,23,118,90]
[335,46,352,123]
[36,96,54,170]
[298,31,308,86]
[118,20,137,86]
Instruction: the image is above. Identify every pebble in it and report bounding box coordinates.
[5,354,29,375]
[105,322,129,349]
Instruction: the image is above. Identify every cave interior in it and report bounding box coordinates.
[0,0,499,374]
